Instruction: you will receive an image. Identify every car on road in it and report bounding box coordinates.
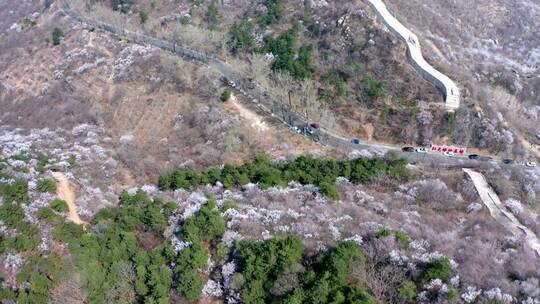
[352,138,361,145]
[402,147,415,152]
[526,161,537,168]
[416,147,428,153]
[502,159,513,164]
[443,151,455,157]
[468,154,479,160]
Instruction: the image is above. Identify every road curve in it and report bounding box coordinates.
[463,169,540,257]
[364,0,460,111]
[58,0,521,169]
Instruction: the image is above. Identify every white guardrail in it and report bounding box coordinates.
[365,0,460,111]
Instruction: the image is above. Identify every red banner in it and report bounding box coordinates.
[430,145,466,155]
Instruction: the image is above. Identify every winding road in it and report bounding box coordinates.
[57,0,528,170]
[365,0,460,111]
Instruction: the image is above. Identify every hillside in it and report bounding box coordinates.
[0,0,539,303]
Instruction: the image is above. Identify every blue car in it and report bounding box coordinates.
[352,138,361,145]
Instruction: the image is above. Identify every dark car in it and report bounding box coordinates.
[468,154,479,160]
[310,123,320,129]
[502,159,513,164]
[402,147,415,152]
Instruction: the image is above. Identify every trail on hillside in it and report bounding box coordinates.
[227,95,269,132]
[52,172,88,225]
[463,169,540,257]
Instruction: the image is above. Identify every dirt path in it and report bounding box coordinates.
[51,172,88,225]
[226,95,269,132]
[463,169,540,257]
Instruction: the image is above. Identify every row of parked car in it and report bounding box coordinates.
[402,146,537,167]
[291,123,320,136]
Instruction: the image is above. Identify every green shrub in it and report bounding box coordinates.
[53,221,85,243]
[229,20,255,52]
[175,241,209,300]
[261,0,284,26]
[394,231,411,247]
[318,181,339,200]
[446,288,459,300]
[376,228,393,238]
[220,200,238,212]
[177,271,205,301]
[236,236,303,304]
[52,28,63,46]
[422,258,453,283]
[205,0,219,30]
[36,207,57,221]
[35,155,50,173]
[298,241,373,304]
[262,25,314,79]
[0,287,15,301]
[50,199,69,213]
[398,281,417,302]
[162,201,178,218]
[324,70,348,97]
[446,111,456,124]
[221,90,231,102]
[138,10,148,24]
[0,202,26,229]
[181,199,226,242]
[15,253,65,303]
[67,155,77,166]
[36,179,56,193]
[11,152,29,162]
[1,180,29,204]
[362,75,386,102]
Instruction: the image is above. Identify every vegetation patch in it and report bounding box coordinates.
[234,238,374,304]
[159,155,408,199]
[36,179,56,193]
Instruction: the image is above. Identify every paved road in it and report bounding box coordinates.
[464,169,540,257]
[58,0,527,169]
[365,0,460,111]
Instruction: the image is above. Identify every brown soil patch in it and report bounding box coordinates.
[51,172,88,225]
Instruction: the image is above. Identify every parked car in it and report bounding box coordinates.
[468,154,479,160]
[310,123,320,129]
[292,126,301,134]
[443,151,455,157]
[402,147,415,152]
[306,127,315,135]
[502,159,513,164]
[416,147,428,153]
[526,161,537,167]
[352,138,361,145]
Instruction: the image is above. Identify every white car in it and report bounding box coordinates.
[526,161,537,168]
[292,126,301,134]
[443,151,455,157]
[416,147,428,153]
